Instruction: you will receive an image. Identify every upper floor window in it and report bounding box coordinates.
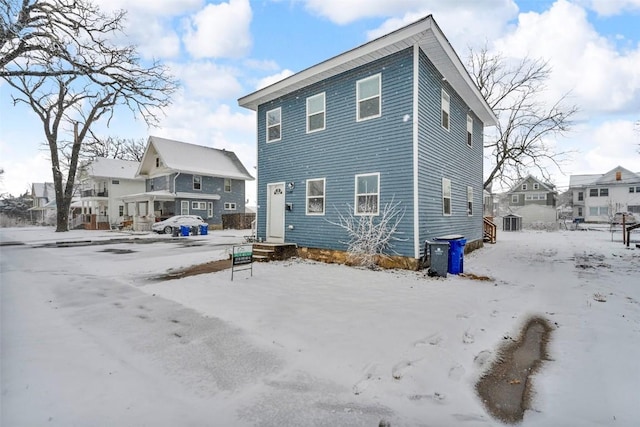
[521,183,528,190]
[467,186,473,216]
[193,175,202,190]
[466,115,473,147]
[511,194,519,203]
[578,191,584,201]
[307,93,326,133]
[355,173,379,215]
[630,187,636,193]
[533,183,539,190]
[266,107,281,142]
[442,178,452,215]
[224,178,232,192]
[356,74,381,121]
[306,178,325,215]
[441,89,450,130]
[112,179,120,185]
[589,188,598,197]
[600,188,608,197]
[155,157,162,168]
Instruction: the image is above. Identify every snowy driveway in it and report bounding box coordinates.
[1,227,639,426]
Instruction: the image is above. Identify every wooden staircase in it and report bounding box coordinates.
[252,243,298,262]
[483,217,497,244]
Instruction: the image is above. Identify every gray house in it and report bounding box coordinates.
[506,175,557,208]
[121,136,254,231]
[238,15,496,268]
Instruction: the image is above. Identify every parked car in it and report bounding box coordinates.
[152,215,207,234]
[612,212,637,225]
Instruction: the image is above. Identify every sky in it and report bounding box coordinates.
[2,226,639,425]
[1,0,639,200]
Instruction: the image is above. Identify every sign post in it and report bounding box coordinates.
[231,244,253,280]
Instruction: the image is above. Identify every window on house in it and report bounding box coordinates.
[525,193,547,201]
[442,178,452,215]
[355,173,379,215]
[155,157,162,168]
[577,207,583,216]
[578,191,584,201]
[599,188,608,197]
[118,205,124,217]
[600,206,609,215]
[533,183,539,190]
[467,186,473,216]
[307,93,326,132]
[306,178,325,215]
[266,107,281,142]
[207,202,213,218]
[193,176,202,190]
[629,205,640,214]
[112,180,120,185]
[521,184,528,190]
[441,89,450,130]
[356,74,381,121]
[589,207,598,216]
[224,202,236,210]
[631,187,636,193]
[181,201,189,215]
[224,178,232,193]
[589,189,598,197]
[192,201,206,210]
[511,194,519,203]
[466,115,473,147]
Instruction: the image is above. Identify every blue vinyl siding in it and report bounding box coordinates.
[416,49,483,256]
[257,49,415,256]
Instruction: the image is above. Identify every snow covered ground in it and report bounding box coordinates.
[1,226,639,426]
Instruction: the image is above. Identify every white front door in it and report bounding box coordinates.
[267,182,285,242]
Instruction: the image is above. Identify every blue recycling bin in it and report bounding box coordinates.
[180,225,190,236]
[199,224,208,235]
[436,235,466,275]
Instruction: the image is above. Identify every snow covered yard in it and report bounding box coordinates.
[1,226,639,426]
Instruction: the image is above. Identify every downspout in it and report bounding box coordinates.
[173,172,181,213]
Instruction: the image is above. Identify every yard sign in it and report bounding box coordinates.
[231,244,253,280]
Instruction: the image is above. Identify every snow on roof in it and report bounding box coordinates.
[568,174,600,187]
[141,136,254,181]
[85,158,142,180]
[32,182,55,200]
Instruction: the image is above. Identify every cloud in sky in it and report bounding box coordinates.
[183,0,252,59]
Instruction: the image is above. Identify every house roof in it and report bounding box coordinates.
[569,166,640,188]
[84,158,143,180]
[238,15,497,126]
[32,182,55,200]
[137,136,254,181]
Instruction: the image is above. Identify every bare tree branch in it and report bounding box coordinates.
[467,44,578,190]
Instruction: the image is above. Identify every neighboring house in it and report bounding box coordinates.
[29,182,56,225]
[238,15,497,268]
[74,158,145,229]
[121,136,254,231]
[506,175,557,208]
[569,166,640,222]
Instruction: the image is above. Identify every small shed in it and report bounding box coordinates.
[503,214,522,231]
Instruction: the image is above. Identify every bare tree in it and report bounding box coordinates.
[70,134,146,163]
[1,0,177,231]
[467,45,578,190]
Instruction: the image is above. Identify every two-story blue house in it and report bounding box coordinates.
[121,136,254,231]
[238,15,496,268]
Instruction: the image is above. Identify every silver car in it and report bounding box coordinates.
[152,215,207,234]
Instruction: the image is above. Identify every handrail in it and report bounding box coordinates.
[483,217,497,244]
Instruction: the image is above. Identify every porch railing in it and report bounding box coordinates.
[483,217,497,244]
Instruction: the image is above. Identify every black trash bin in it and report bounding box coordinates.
[425,240,449,277]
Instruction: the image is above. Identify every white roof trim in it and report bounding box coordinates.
[238,15,496,126]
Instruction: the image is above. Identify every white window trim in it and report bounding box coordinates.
[442,178,452,215]
[354,173,380,216]
[511,194,518,203]
[193,175,202,191]
[207,202,213,218]
[356,74,381,122]
[306,92,326,133]
[224,178,232,193]
[521,183,528,190]
[306,178,326,216]
[533,183,540,190]
[191,201,206,210]
[266,107,282,143]
[224,202,237,211]
[441,89,450,131]
[467,186,473,216]
[181,201,189,215]
[466,115,473,147]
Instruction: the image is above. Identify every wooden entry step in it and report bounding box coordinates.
[252,243,297,262]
